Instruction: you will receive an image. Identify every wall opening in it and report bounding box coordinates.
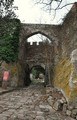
[30,65,45,85]
[18,31,55,87]
[27,33,52,45]
[24,64,31,86]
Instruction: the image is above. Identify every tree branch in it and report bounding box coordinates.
[55,2,74,10]
[35,0,75,11]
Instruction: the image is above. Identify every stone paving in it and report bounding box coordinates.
[0,84,75,120]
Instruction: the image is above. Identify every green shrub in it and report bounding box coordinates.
[0,18,20,63]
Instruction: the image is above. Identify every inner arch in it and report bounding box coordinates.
[26,31,53,42]
[27,33,52,45]
[30,65,45,85]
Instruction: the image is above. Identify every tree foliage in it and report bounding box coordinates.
[0,18,20,63]
[0,0,19,63]
[0,0,17,18]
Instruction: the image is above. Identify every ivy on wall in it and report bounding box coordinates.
[0,18,20,63]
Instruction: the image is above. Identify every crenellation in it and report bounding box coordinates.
[27,41,51,49]
[33,42,37,46]
[39,42,44,46]
[27,42,30,46]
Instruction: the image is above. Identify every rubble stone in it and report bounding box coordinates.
[53,100,63,111]
[0,84,76,120]
[47,96,54,106]
[66,110,71,116]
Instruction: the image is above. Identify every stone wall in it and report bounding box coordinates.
[26,42,53,67]
[53,3,77,106]
[0,61,19,88]
[53,49,77,111]
[61,3,77,56]
[53,57,72,101]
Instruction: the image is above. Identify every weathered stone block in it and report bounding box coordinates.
[53,100,63,111]
[47,96,54,106]
[66,110,71,116]
[71,109,77,118]
[63,104,67,113]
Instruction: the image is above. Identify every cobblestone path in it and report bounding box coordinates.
[0,84,75,120]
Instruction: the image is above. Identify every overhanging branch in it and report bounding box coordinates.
[35,0,75,11]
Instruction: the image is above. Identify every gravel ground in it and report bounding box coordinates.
[0,83,75,120]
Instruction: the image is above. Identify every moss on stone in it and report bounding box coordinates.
[54,57,72,98]
[11,64,18,75]
[69,86,77,102]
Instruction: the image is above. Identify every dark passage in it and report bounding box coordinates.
[24,64,31,86]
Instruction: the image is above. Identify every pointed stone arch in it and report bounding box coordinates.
[18,23,62,87]
[19,24,61,60]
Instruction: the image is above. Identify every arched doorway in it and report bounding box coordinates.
[29,65,45,85]
[23,64,51,87]
[26,33,55,86]
[18,27,59,87]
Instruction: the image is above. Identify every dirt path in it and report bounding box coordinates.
[0,84,75,120]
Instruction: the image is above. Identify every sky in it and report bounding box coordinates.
[14,0,77,24]
[14,0,77,42]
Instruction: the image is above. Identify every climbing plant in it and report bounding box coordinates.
[0,18,20,63]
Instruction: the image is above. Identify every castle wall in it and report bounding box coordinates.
[0,3,77,106]
[26,42,53,66]
[53,3,77,106]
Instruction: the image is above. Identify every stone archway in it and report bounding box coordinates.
[19,23,61,61]
[18,23,61,87]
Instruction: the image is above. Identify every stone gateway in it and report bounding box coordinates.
[0,3,77,107]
